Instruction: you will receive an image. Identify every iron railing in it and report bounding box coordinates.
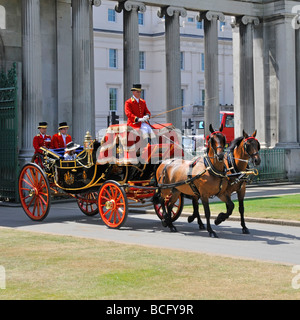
[0,62,19,201]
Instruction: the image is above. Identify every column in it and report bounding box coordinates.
[116,1,146,111]
[275,16,298,147]
[158,6,187,130]
[294,18,300,144]
[21,0,43,161]
[253,20,268,147]
[232,16,259,137]
[57,0,73,132]
[199,11,224,137]
[72,0,96,143]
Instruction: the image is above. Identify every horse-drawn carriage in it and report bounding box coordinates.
[18,123,185,228]
[19,121,261,237]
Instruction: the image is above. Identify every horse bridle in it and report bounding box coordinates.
[243,137,260,158]
[209,131,226,157]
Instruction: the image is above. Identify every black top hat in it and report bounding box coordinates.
[38,122,48,129]
[131,84,142,92]
[58,122,69,130]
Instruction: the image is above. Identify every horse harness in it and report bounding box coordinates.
[190,154,227,198]
[226,137,260,186]
[158,154,227,199]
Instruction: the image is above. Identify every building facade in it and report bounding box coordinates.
[93,1,234,133]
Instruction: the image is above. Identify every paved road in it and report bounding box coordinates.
[1,183,300,265]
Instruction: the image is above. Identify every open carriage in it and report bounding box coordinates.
[18,123,185,228]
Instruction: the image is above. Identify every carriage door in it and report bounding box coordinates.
[0,62,19,201]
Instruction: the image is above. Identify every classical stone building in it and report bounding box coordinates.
[0,0,300,198]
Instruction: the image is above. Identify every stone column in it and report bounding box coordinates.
[294,18,300,144]
[21,0,43,161]
[116,1,146,112]
[275,16,298,147]
[158,6,187,130]
[253,20,268,147]
[199,11,224,137]
[72,0,96,143]
[232,16,259,137]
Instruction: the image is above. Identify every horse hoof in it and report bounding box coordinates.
[242,228,250,234]
[209,231,218,238]
[161,220,168,228]
[214,218,221,226]
[170,226,177,232]
[187,215,194,223]
[214,212,227,226]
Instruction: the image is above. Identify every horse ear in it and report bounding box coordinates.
[209,124,214,133]
[243,130,249,139]
[252,129,257,137]
[219,123,223,132]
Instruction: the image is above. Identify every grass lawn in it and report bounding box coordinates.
[183,194,300,221]
[0,227,299,300]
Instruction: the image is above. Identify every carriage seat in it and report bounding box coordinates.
[49,146,84,159]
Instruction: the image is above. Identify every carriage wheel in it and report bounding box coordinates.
[18,163,51,221]
[153,193,184,222]
[77,191,99,216]
[31,153,44,168]
[98,180,128,229]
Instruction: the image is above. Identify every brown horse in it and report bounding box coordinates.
[214,130,261,233]
[155,124,230,238]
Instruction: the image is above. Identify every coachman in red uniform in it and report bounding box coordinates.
[125,84,151,129]
[33,122,51,154]
[51,122,72,149]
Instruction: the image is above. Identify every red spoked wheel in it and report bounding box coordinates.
[77,191,99,216]
[18,163,51,221]
[154,193,184,222]
[98,180,128,229]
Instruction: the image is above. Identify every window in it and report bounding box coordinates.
[220,21,226,32]
[181,89,185,107]
[109,49,117,68]
[201,53,205,71]
[108,9,116,22]
[139,51,145,70]
[109,88,117,111]
[180,52,184,70]
[197,21,203,29]
[138,12,144,25]
[141,89,145,100]
[201,89,205,106]
[187,17,194,23]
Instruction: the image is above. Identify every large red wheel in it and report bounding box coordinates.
[154,192,184,222]
[77,191,99,216]
[98,181,128,229]
[18,163,51,221]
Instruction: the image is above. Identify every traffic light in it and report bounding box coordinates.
[111,111,119,125]
[188,118,194,131]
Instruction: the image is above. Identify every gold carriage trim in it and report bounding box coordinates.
[64,171,75,185]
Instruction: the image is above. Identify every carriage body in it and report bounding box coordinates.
[18,123,185,227]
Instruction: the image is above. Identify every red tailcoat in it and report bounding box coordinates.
[125,97,151,129]
[51,132,72,149]
[33,134,52,154]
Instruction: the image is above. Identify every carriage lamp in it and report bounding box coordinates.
[84,131,92,150]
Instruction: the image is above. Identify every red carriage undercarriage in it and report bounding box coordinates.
[18,123,185,228]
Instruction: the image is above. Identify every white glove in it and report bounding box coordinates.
[138,117,146,123]
[142,115,150,122]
